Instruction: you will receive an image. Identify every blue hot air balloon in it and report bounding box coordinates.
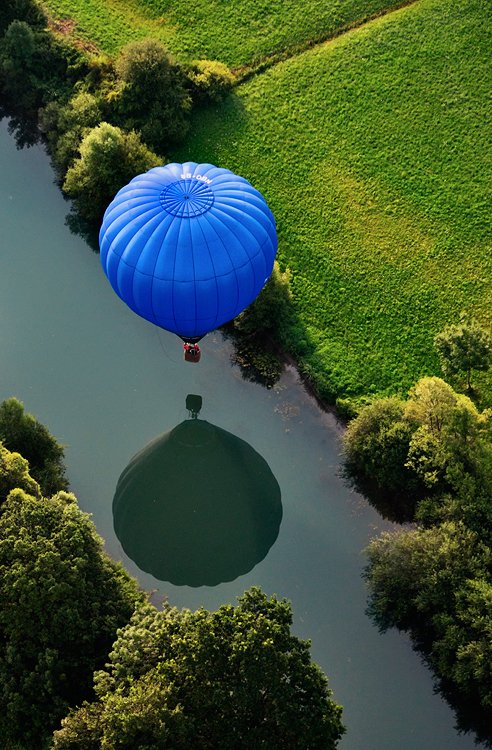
[99,162,277,361]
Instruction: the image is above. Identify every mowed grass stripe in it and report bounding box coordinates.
[174,0,492,399]
[40,0,403,65]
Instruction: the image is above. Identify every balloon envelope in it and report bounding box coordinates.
[99,162,278,339]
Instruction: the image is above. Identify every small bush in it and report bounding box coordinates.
[187,59,236,103]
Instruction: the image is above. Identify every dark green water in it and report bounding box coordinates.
[113,413,283,586]
[0,120,481,749]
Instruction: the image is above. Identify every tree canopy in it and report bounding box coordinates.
[434,319,492,391]
[111,38,191,153]
[342,377,491,521]
[0,0,46,35]
[63,122,161,222]
[353,374,492,741]
[53,587,345,750]
[0,397,68,497]
[0,441,39,504]
[0,489,142,750]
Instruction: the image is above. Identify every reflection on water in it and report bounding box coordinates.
[113,396,282,587]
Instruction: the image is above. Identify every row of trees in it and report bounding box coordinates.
[0,0,235,228]
[0,398,345,749]
[342,321,492,742]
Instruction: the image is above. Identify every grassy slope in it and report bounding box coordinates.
[173,0,492,401]
[39,0,400,64]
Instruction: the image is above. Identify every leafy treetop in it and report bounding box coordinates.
[53,587,345,750]
[0,397,68,497]
[0,489,143,750]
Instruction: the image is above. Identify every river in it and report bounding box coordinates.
[0,119,481,749]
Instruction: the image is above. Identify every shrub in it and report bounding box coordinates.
[187,59,236,103]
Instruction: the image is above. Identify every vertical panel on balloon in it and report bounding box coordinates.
[172,220,194,283]
[261,236,277,273]
[212,208,258,270]
[250,250,268,296]
[116,260,137,314]
[191,216,215,279]
[105,251,123,294]
[197,215,235,277]
[171,280,197,337]
[195,277,219,335]
[215,271,239,328]
[151,277,177,334]
[132,270,156,323]
[233,263,256,316]
[153,215,180,281]
[214,199,270,250]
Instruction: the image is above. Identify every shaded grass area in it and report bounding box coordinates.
[174,0,492,403]
[39,0,401,65]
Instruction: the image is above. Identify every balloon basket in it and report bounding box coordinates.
[183,344,201,363]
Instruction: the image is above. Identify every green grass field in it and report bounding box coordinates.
[172,0,492,402]
[39,0,491,403]
[40,0,399,65]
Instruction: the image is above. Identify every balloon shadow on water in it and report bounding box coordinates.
[113,396,282,587]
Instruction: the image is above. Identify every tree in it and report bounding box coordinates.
[0,0,47,35]
[0,18,84,109]
[0,397,67,496]
[235,261,293,338]
[404,378,491,490]
[111,39,191,153]
[0,19,38,111]
[63,122,161,222]
[434,319,492,391]
[0,441,39,504]
[365,523,492,723]
[365,521,490,635]
[342,377,492,521]
[432,578,492,709]
[41,91,103,175]
[186,59,236,103]
[342,396,423,520]
[53,587,345,750]
[0,489,142,750]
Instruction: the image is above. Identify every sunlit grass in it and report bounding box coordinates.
[40,0,399,64]
[173,0,492,401]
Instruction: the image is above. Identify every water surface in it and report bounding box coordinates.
[0,120,481,749]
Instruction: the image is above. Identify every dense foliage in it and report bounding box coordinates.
[63,122,161,222]
[0,13,85,135]
[111,38,191,153]
[345,377,492,740]
[0,0,46,34]
[227,261,295,386]
[435,319,492,392]
[365,524,492,741]
[343,377,492,521]
[174,0,492,403]
[0,488,143,750]
[0,397,68,496]
[53,587,345,750]
[0,441,40,503]
[0,9,235,226]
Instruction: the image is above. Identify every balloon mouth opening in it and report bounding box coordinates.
[160,178,214,218]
